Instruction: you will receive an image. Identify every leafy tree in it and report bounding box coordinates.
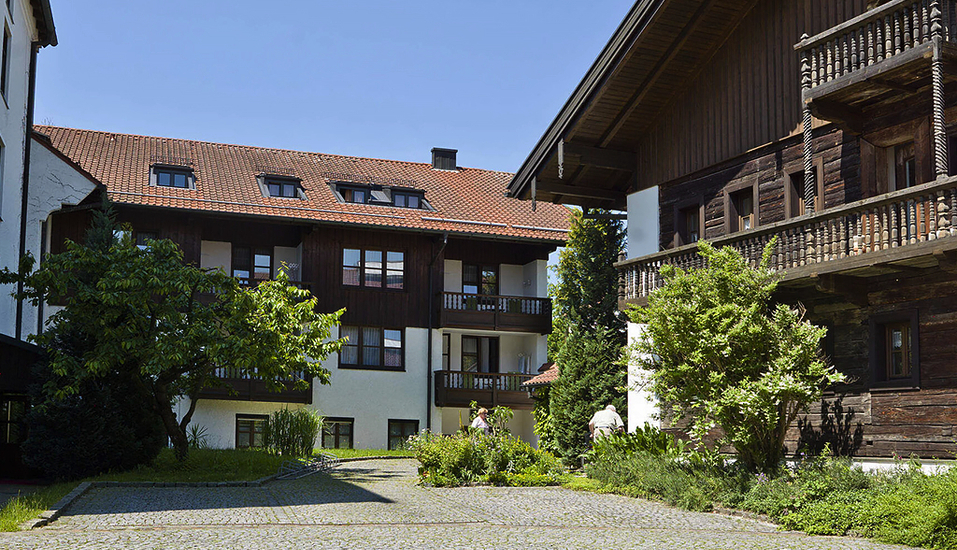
[545,208,627,460]
[630,241,845,473]
[2,205,344,461]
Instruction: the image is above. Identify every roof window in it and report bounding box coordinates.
[150,164,195,189]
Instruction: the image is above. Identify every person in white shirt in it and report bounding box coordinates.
[470,407,491,435]
[589,405,624,440]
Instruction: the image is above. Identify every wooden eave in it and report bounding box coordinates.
[507,0,758,209]
[29,0,56,47]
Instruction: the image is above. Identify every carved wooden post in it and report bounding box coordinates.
[932,0,950,179]
[801,37,817,214]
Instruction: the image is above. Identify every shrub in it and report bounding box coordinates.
[263,408,322,456]
[408,431,565,487]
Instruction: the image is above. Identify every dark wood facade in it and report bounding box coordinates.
[510,0,957,458]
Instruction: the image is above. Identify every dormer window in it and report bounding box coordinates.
[150,165,195,189]
[393,191,422,209]
[257,174,304,199]
[331,181,430,210]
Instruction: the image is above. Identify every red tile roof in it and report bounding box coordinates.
[523,362,559,387]
[35,126,571,242]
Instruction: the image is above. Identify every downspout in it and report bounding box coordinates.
[15,42,40,340]
[426,232,448,431]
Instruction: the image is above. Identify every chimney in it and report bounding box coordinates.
[431,148,457,170]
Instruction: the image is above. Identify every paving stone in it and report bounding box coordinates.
[0,459,915,550]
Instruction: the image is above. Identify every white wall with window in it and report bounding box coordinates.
[443,258,548,299]
[175,399,307,450]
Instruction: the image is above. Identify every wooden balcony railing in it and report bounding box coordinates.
[197,367,313,404]
[438,292,552,334]
[795,0,957,95]
[619,175,957,302]
[433,370,536,410]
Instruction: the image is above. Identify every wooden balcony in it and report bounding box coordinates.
[619,175,957,306]
[433,370,536,410]
[197,367,312,404]
[795,0,957,133]
[438,292,552,334]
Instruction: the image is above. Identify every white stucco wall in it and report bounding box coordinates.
[443,259,462,292]
[177,398,306,450]
[626,186,659,259]
[626,322,658,432]
[0,3,54,338]
[499,264,524,296]
[313,326,430,449]
[523,259,547,298]
[22,142,97,336]
[200,240,230,271]
[435,406,537,446]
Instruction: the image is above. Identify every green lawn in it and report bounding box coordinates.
[319,448,414,459]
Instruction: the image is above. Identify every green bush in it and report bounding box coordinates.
[408,431,565,487]
[263,408,322,456]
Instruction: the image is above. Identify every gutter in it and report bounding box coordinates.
[15,42,39,339]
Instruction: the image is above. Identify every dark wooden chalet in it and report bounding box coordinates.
[509,0,957,458]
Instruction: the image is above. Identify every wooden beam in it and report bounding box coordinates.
[934,249,957,272]
[870,77,922,94]
[582,211,628,220]
[810,99,864,134]
[811,273,869,307]
[560,140,636,173]
[598,0,718,147]
[535,181,622,202]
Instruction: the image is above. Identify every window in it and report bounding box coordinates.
[150,165,195,189]
[135,231,158,250]
[342,248,404,289]
[233,245,272,284]
[787,170,820,218]
[461,336,499,373]
[265,176,302,199]
[0,26,9,103]
[463,264,497,295]
[674,201,702,247]
[894,143,917,190]
[340,326,404,370]
[236,414,267,448]
[388,419,419,450]
[340,186,368,204]
[393,191,423,209]
[322,418,353,449]
[1,397,27,445]
[442,333,450,370]
[729,188,755,232]
[869,311,920,388]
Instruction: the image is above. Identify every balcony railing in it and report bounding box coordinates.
[197,367,313,404]
[795,0,957,96]
[433,370,536,410]
[620,175,957,302]
[438,292,552,334]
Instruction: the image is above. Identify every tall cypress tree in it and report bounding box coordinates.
[546,209,627,462]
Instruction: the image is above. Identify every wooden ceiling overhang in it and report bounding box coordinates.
[507,0,759,210]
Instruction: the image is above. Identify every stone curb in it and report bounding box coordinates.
[19,481,93,530]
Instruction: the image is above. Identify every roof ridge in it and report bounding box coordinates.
[34,125,516,176]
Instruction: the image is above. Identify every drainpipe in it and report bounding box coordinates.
[15,42,40,340]
[426,232,449,431]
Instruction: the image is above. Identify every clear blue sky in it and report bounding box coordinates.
[36,1,634,174]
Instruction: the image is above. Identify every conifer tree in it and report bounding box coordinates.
[543,209,626,461]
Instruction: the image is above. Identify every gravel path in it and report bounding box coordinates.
[0,459,914,549]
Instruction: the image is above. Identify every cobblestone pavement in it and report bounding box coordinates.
[0,459,914,549]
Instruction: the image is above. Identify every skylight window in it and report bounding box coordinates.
[332,182,430,210]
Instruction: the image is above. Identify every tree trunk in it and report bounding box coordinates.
[153,381,189,461]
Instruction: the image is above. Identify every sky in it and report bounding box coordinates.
[35,0,635,174]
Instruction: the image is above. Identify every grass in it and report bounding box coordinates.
[319,448,414,459]
[0,482,75,532]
